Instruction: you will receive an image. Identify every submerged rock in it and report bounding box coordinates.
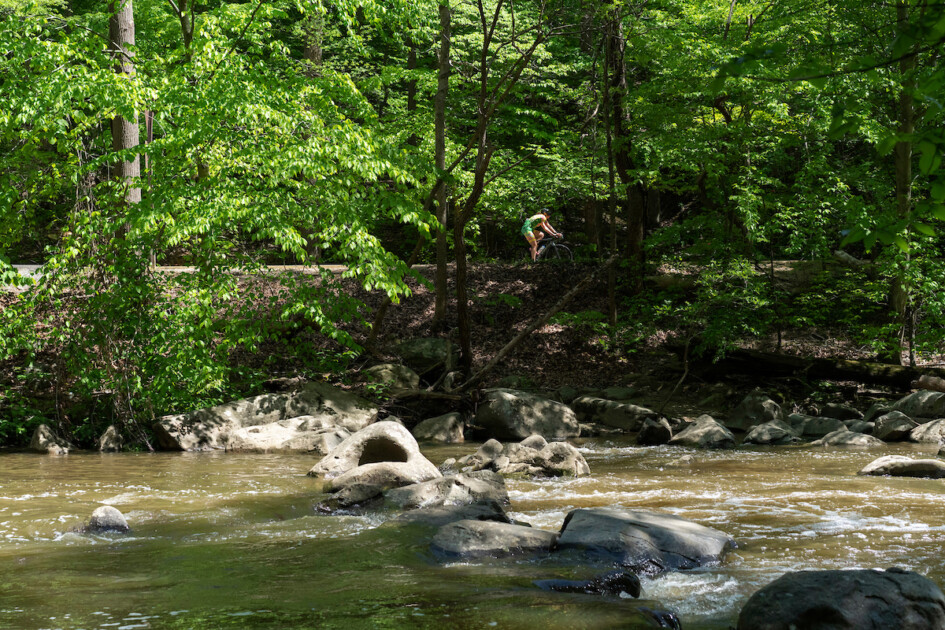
[668,415,735,449]
[554,507,736,576]
[858,455,945,478]
[87,506,129,533]
[431,519,557,560]
[475,389,580,440]
[737,568,945,630]
[535,570,642,598]
[390,500,512,529]
[384,471,509,510]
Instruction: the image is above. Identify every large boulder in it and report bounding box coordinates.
[555,507,736,576]
[668,415,736,449]
[87,506,130,533]
[743,419,801,446]
[431,519,558,560]
[225,417,350,454]
[910,419,945,444]
[412,412,465,443]
[872,411,919,442]
[30,424,69,455]
[893,390,945,420]
[822,402,864,421]
[812,429,885,448]
[636,417,673,446]
[393,338,456,376]
[725,391,783,432]
[154,382,377,451]
[570,396,657,432]
[858,455,945,478]
[384,471,509,510]
[474,389,580,441]
[788,413,846,438]
[309,421,440,482]
[361,363,420,393]
[736,568,945,630]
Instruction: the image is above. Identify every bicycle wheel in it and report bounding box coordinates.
[550,244,573,261]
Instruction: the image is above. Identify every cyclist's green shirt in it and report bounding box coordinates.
[521,214,545,236]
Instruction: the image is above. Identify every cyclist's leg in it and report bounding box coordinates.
[524,230,539,261]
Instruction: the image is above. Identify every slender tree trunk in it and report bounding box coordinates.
[603,14,618,325]
[886,0,917,365]
[109,0,140,208]
[303,13,324,66]
[432,1,452,326]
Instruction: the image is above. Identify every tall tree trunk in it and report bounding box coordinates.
[886,0,917,365]
[432,1,451,326]
[406,38,419,146]
[603,13,618,325]
[109,0,140,208]
[303,13,324,67]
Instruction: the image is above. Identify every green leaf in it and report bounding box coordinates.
[893,235,910,253]
[914,223,935,236]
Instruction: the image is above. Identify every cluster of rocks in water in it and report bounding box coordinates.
[30,337,945,627]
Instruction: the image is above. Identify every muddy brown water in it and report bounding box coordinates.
[2,440,945,629]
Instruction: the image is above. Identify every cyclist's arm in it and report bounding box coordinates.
[542,220,561,237]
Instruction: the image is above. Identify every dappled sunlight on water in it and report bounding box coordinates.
[2,440,945,628]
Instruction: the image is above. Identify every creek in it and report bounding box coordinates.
[2,439,944,629]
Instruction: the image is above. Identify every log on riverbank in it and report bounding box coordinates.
[698,348,945,390]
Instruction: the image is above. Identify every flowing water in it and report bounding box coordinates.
[2,439,945,629]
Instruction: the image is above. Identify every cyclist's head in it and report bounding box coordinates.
[541,208,551,217]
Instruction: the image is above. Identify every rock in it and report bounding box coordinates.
[390,500,512,529]
[668,454,695,467]
[910,419,945,444]
[458,437,589,477]
[736,568,945,630]
[361,363,420,393]
[893,390,945,420]
[743,419,801,445]
[555,507,736,576]
[87,506,129,533]
[858,455,945,478]
[315,482,386,511]
[822,402,863,421]
[847,420,874,434]
[393,337,457,376]
[384,471,509,510]
[872,411,919,442]
[535,570,642,598]
[788,413,846,437]
[154,382,377,452]
[556,385,582,404]
[668,415,736,449]
[475,389,580,441]
[431,519,558,560]
[412,412,465,443]
[226,418,350,454]
[532,441,590,477]
[812,429,885,448]
[97,425,122,452]
[571,396,656,432]
[665,416,692,433]
[726,390,783,432]
[29,424,69,455]
[637,417,673,446]
[309,421,441,498]
[864,402,894,423]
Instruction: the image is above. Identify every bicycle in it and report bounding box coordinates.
[535,235,573,261]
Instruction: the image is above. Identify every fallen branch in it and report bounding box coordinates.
[457,255,619,392]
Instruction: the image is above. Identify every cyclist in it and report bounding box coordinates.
[521,209,562,261]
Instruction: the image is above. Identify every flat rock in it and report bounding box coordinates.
[390,500,512,529]
[668,415,735,449]
[555,507,736,576]
[571,396,656,432]
[475,389,580,441]
[737,568,945,630]
[910,419,945,444]
[858,455,945,478]
[431,519,558,560]
[812,429,885,448]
